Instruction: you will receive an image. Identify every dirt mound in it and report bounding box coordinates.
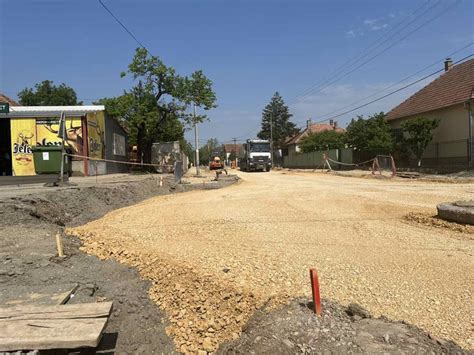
[0,177,176,227]
[404,212,474,238]
[219,299,468,354]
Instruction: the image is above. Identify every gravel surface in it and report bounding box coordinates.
[0,172,236,353]
[69,170,474,352]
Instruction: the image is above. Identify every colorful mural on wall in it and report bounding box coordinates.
[8,111,109,176]
[10,117,85,176]
[86,112,105,159]
[36,118,84,154]
[10,118,36,176]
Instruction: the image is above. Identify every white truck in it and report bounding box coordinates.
[239,139,272,172]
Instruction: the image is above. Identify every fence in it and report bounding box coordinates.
[283,139,472,171]
[283,148,353,169]
[396,139,471,171]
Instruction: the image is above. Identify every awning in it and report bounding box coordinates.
[0,105,105,118]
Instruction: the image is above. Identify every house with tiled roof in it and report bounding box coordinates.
[284,119,345,156]
[0,92,19,106]
[386,58,474,167]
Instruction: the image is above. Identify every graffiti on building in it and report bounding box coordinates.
[36,118,83,154]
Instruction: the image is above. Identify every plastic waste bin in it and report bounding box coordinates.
[31,146,70,175]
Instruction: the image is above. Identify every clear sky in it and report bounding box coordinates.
[0,0,472,146]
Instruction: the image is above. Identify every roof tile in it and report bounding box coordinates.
[386,59,474,121]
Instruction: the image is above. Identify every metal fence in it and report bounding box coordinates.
[396,139,471,170]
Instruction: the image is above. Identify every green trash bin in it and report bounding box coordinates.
[31,146,70,175]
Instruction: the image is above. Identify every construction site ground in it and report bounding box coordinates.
[1,169,472,353]
[0,170,235,354]
[68,169,472,353]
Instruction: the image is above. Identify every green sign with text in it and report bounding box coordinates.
[0,102,9,114]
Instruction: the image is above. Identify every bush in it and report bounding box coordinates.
[300,130,345,153]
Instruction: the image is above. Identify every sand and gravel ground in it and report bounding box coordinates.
[69,170,474,352]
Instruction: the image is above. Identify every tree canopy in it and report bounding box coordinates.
[299,130,345,153]
[98,48,217,162]
[18,80,82,106]
[401,117,439,167]
[345,112,394,154]
[122,47,217,126]
[258,92,299,149]
[199,138,221,166]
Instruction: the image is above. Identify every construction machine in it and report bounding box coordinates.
[239,139,272,172]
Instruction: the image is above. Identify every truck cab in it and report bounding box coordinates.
[239,139,272,172]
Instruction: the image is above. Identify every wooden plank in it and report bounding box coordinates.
[58,284,80,305]
[0,302,112,351]
[0,302,112,321]
[0,284,78,307]
[0,318,108,351]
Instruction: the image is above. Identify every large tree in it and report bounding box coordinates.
[123,47,217,127]
[98,48,217,162]
[401,117,439,167]
[345,112,394,154]
[18,80,82,106]
[300,130,345,153]
[258,92,299,149]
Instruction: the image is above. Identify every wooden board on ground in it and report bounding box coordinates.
[0,284,78,307]
[0,302,112,351]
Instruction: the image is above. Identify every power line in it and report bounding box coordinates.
[298,0,460,101]
[318,54,473,122]
[316,43,473,119]
[290,53,472,129]
[98,0,151,54]
[294,0,436,100]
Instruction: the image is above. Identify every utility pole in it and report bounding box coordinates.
[58,111,66,184]
[193,104,201,176]
[270,107,274,164]
[233,137,237,167]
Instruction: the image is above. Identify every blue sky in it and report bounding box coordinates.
[0,0,472,146]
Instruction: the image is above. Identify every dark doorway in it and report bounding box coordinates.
[0,118,12,176]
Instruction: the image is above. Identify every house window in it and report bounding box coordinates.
[113,133,126,156]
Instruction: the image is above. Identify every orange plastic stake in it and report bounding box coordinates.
[309,268,322,315]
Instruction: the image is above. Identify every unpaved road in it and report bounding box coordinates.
[70,170,474,352]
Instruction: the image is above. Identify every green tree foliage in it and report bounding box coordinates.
[228,150,237,162]
[18,80,82,106]
[180,139,194,167]
[401,117,439,167]
[98,48,217,162]
[96,83,186,162]
[123,47,217,126]
[258,92,299,149]
[345,112,394,154]
[199,138,220,166]
[299,130,345,153]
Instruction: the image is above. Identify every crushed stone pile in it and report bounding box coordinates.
[69,230,268,353]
